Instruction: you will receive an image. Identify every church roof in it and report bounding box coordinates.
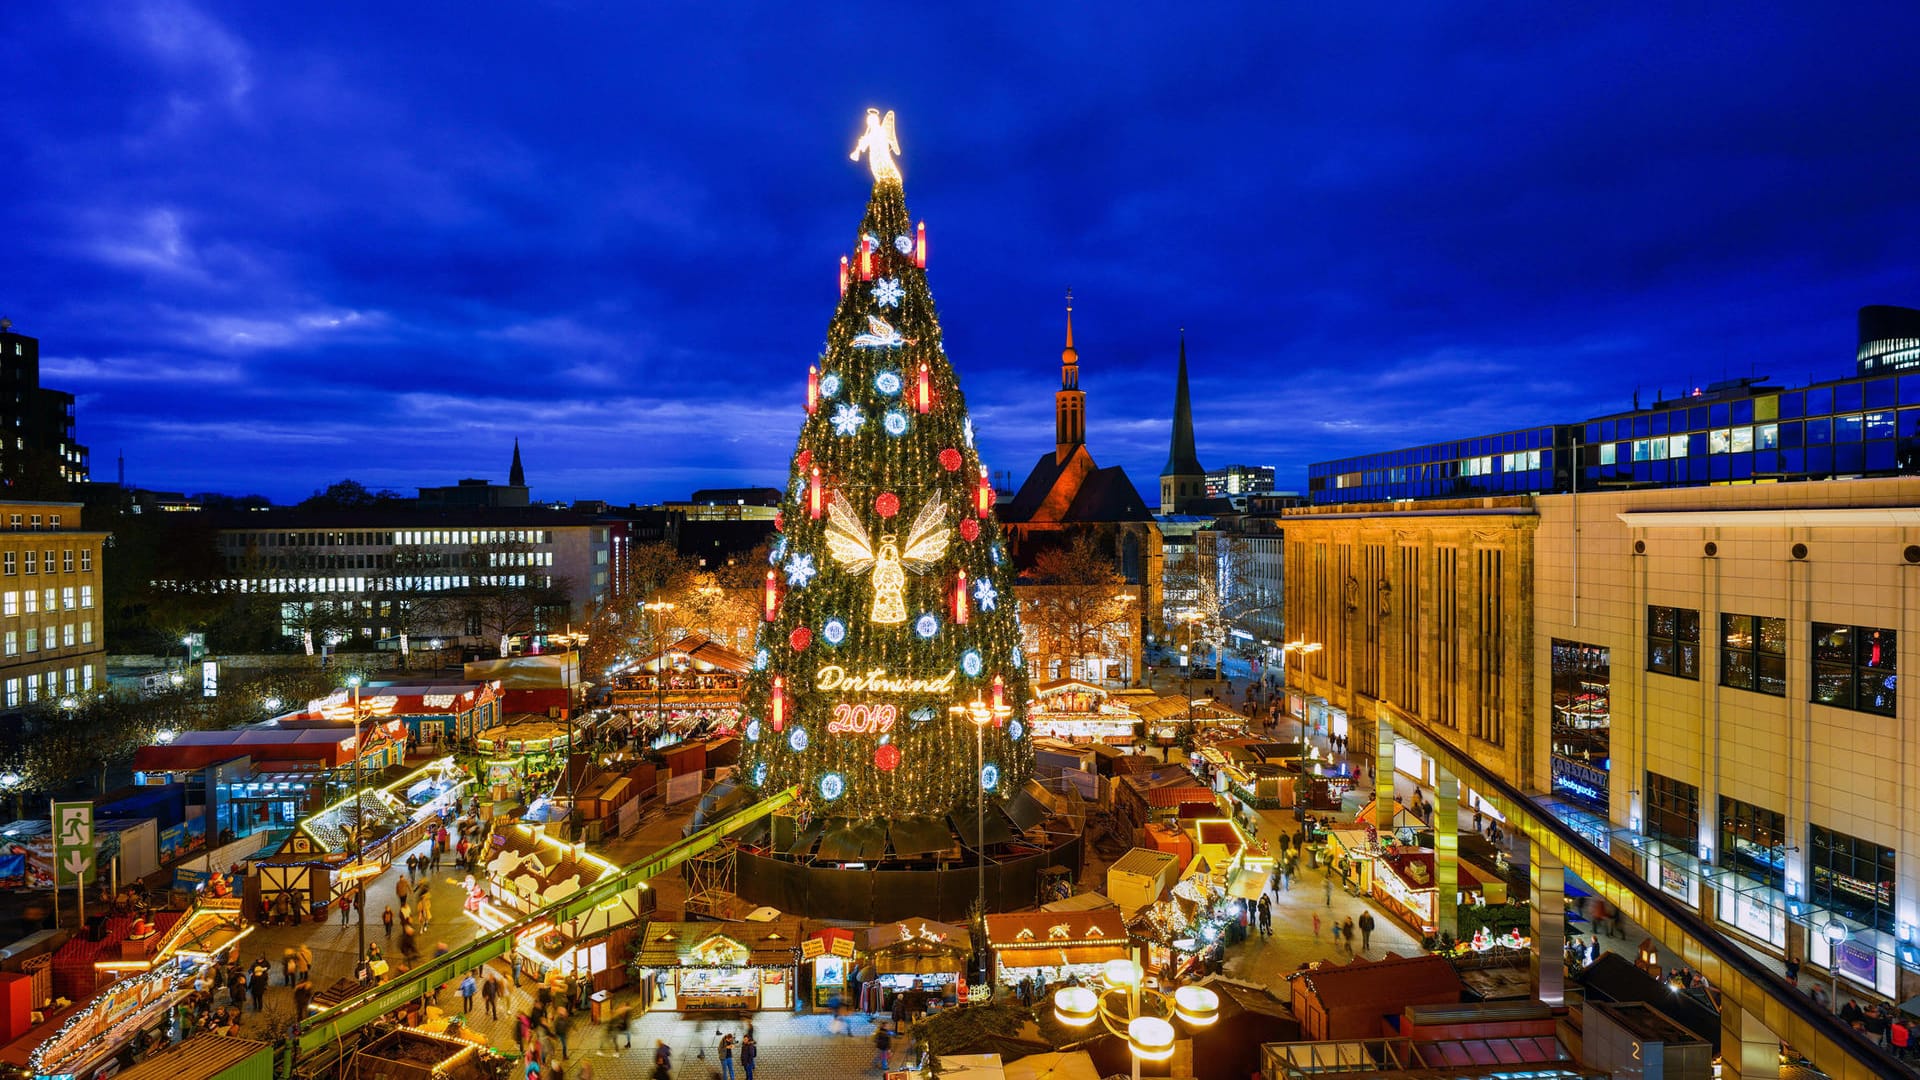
[1001,452,1154,526]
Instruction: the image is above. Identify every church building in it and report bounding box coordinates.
[997,296,1164,662]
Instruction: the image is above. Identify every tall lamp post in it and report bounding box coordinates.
[641,601,676,748]
[1054,957,1218,1080]
[1822,918,1848,1008]
[1276,640,1322,737]
[347,675,367,963]
[964,691,1012,994]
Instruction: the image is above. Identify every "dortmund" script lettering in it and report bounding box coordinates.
[814,664,958,695]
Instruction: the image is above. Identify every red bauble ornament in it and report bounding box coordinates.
[874,743,901,772]
[789,626,813,652]
[774,510,784,532]
[875,492,901,518]
[959,518,981,542]
[797,449,812,471]
[939,448,963,472]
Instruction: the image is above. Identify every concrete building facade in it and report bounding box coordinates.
[1280,497,1537,776]
[1534,477,1920,1001]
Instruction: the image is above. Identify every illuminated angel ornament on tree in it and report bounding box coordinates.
[825,493,951,624]
[738,108,1032,825]
[850,107,901,182]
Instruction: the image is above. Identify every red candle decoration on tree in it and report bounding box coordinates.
[991,673,1006,724]
[789,626,812,652]
[959,518,980,542]
[874,743,901,772]
[914,220,927,268]
[809,467,824,519]
[916,362,932,414]
[954,568,969,625]
[938,448,962,472]
[839,256,850,297]
[975,465,992,518]
[770,676,786,733]
[875,491,900,519]
[807,365,820,414]
[763,570,779,622]
[859,236,874,281]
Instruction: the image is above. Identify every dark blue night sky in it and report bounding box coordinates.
[5,4,1918,505]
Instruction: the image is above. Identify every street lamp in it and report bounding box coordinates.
[0,772,21,822]
[154,729,178,745]
[263,696,283,714]
[1275,640,1322,735]
[347,675,367,963]
[1822,918,1848,1008]
[964,689,1013,987]
[641,601,677,748]
[1053,957,1218,1080]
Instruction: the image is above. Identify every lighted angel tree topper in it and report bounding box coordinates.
[739,109,1032,821]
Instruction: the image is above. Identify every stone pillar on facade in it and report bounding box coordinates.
[1718,1005,1780,1080]
[1435,774,1459,940]
[1529,844,1566,1007]
[1375,714,1397,835]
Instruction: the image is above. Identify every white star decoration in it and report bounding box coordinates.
[832,403,865,436]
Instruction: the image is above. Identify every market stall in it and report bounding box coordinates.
[1372,851,1487,936]
[631,921,800,1014]
[1027,680,1139,745]
[302,682,502,744]
[469,824,651,989]
[984,910,1129,990]
[611,634,749,742]
[860,918,969,1008]
[256,757,468,919]
[1323,828,1377,895]
[799,927,858,1008]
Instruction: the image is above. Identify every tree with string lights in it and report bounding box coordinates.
[738,110,1032,822]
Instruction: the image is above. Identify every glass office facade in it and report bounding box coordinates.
[1306,371,1920,505]
[1307,425,1566,504]
[1582,373,1920,488]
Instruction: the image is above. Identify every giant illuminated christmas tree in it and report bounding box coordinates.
[739,110,1033,824]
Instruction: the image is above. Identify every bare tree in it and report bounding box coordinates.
[1019,532,1141,684]
[448,537,573,655]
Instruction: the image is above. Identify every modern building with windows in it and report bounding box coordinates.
[0,500,107,711]
[0,319,90,497]
[174,507,621,649]
[1532,476,1920,1001]
[1309,309,1920,506]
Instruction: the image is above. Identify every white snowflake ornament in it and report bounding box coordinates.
[784,553,817,587]
[872,277,903,309]
[972,577,999,612]
[832,403,866,436]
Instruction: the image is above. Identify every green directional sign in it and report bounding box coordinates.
[52,800,93,886]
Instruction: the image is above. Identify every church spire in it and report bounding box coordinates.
[509,438,526,487]
[1054,288,1086,463]
[1160,331,1206,512]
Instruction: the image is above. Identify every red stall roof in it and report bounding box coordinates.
[134,726,357,771]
